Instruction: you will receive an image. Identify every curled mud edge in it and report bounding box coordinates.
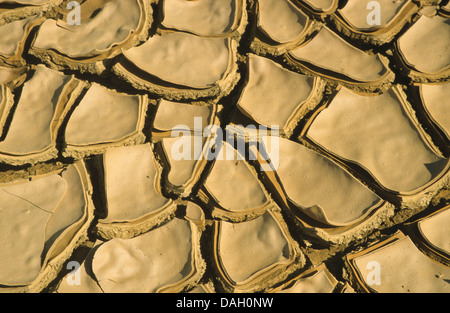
[0,0,449,293]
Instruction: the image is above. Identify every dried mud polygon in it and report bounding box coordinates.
[0,0,448,293]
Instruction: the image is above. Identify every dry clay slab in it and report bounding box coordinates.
[418,82,450,141]
[404,205,450,263]
[304,85,450,211]
[213,210,305,293]
[292,0,339,16]
[0,14,45,66]
[157,135,211,198]
[0,83,13,139]
[198,141,278,222]
[112,0,249,100]
[152,99,218,197]
[252,0,316,56]
[63,82,148,159]
[285,25,395,92]
[0,161,94,293]
[59,216,205,293]
[416,206,450,257]
[0,65,83,165]
[0,65,27,86]
[160,0,247,37]
[236,130,395,245]
[30,0,153,74]
[330,0,419,46]
[270,264,338,293]
[0,65,26,138]
[346,232,450,293]
[0,0,61,23]
[96,144,178,240]
[395,13,450,82]
[114,30,241,100]
[236,54,327,137]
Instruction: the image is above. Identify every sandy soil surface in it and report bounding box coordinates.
[0,0,449,293]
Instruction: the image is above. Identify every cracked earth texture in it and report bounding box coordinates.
[0,0,449,293]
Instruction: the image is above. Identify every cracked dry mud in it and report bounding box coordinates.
[0,0,449,293]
